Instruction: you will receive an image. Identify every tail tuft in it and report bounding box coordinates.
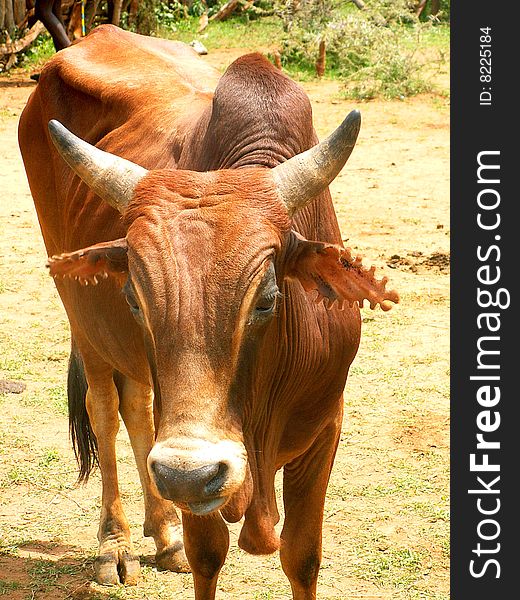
[67,345,98,482]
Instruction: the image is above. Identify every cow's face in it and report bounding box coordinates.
[122,169,290,515]
[46,115,398,515]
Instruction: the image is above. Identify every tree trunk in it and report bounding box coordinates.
[315,39,326,77]
[67,2,82,39]
[3,0,16,34]
[431,0,440,16]
[198,11,208,32]
[0,0,6,31]
[1,21,45,56]
[128,0,139,27]
[415,0,428,17]
[13,0,25,26]
[84,0,101,31]
[272,49,282,70]
[108,0,123,25]
[209,0,240,22]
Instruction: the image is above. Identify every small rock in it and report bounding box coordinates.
[189,41,208,56]
[0,380,26,394]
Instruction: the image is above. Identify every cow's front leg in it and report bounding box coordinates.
[118,377,189,573]
[182,511,229,600]
[85,377,140,585]
[280,419,342,600]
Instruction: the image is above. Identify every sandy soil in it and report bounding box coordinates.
[0,47,449,600]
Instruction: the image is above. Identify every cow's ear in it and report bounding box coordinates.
[47,238,128,286]
[285,232,399,311]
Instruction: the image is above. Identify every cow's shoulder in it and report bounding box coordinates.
[39,25,220,110]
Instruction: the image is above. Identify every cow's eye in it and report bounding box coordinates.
[123,282,141,316]
[125,293,140,314]
[247,260,279,326]
[255,288,279,315]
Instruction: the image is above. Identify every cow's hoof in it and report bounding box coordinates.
[94,550,141,585]
[155,544,191,573]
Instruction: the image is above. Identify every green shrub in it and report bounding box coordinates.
[277,0,440,99]
[134,0,160,35]
[14,33,55,72]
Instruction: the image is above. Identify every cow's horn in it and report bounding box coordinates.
[272,109,361,215]
[48,120,147,213]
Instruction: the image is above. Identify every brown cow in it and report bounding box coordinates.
[19,25,398,599]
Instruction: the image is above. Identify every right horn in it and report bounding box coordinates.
[272,109,361,216]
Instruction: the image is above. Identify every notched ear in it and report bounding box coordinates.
[286,232,399,311]
[47,238,128,286]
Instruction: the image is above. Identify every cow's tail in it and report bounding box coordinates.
[67,342,98,482]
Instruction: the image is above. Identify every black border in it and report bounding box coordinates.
[451,4,516,596]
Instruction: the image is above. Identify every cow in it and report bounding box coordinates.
[18,25,398,599]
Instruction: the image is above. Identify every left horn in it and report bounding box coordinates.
[48,120,148,213]
[272,109,361,216]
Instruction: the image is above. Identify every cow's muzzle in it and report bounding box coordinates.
[147,439,247,516]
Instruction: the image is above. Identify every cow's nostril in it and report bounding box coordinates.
[151,461,176,499]
[204,462,229,496]
[151,461,226,502]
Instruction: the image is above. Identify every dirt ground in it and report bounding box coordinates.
[0,45,449,600]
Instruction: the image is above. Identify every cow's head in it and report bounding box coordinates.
[46,114,398,516]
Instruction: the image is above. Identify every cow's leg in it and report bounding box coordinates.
[83,370,140,585]
[52,0,66,27]
[118,377,190,573]
[182,512,229,600]
[34,0,71,50]
[280,420,342,600]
